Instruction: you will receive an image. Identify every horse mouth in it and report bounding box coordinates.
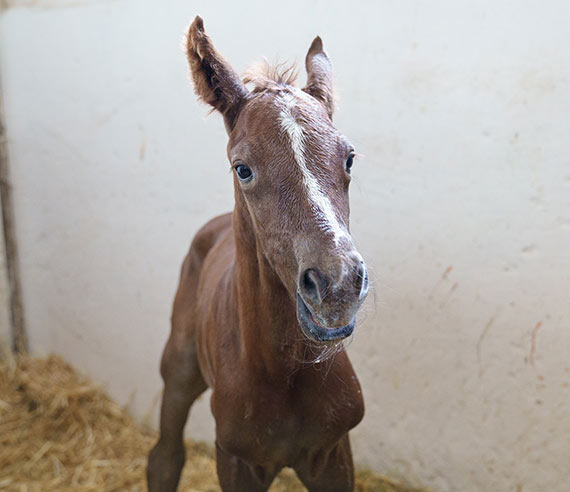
[296,294,355,342]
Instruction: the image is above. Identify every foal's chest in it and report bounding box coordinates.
[212,363,364,466]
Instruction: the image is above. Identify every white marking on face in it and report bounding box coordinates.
[278,90,348,246]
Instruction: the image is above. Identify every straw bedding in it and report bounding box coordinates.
[0,350,427,492]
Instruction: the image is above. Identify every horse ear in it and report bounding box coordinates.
[186,16,249,131]
[302,36,334,119]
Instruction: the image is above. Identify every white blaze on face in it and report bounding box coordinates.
[278,91,348,246]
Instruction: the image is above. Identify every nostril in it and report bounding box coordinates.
[301,268,324,304]
[352,260,366,289]
[358,261,369,297]
[303,269,316,291]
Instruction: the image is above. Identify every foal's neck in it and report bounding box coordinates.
[231,203,307,382]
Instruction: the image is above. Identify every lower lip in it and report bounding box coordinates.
[297,294,355,342]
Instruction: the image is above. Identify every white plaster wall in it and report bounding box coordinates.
[2,1,570,491]
[0,23,12,346]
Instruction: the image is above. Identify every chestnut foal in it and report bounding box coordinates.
[147,16,369,492]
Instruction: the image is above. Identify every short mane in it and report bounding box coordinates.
[243,60,298,92]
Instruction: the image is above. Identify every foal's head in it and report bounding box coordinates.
[186,16,369,342]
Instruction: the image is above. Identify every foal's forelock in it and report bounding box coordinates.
[275,89,349,247]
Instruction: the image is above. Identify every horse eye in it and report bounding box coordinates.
[345,153,355,173]
[235,164,253,182]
